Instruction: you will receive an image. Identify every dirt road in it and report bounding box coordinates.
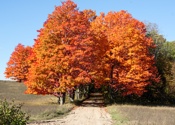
[29,106,112,125]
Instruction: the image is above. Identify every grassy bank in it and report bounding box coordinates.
[0,80,74,122]
[107,104,175,125]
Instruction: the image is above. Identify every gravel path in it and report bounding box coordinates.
[29,106,112,125]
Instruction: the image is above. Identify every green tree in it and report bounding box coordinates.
[144,23,175,103]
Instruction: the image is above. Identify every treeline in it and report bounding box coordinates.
[143,24,175,104]
[4,0,175,105]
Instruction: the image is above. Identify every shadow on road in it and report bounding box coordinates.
[81,93,105,107]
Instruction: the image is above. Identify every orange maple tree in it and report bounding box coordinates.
[91,11,159,96]
[6,0,159,97]
[5,43,32,82]
[24,0,96,95]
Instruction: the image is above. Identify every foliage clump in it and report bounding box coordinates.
[0,99,29,125]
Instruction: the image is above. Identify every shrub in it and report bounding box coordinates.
[0,99,29,125]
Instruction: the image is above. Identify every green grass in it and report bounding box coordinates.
[106,104,175,125]
[0,80,74,122]
[107,105,128,125]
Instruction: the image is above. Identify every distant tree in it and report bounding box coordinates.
[4,44,31,82]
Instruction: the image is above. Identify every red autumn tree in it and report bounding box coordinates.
[20,0,159,98]
[25,0,96,95]
[4,43,32,82]
[91,11,159,96]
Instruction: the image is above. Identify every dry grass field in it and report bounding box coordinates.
[1,80,175,125]
[107,104,175,125]
[0,80,74,122]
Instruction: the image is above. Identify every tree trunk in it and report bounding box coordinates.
[68,90,75,102]
[84,85,89,98]
[59,93,66,105]
[57,96,60,104]
[60,96,63,105]
[75,88,80,100]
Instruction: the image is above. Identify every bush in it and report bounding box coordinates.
[0,99,29,125]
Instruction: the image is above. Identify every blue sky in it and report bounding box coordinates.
[0,0,175,80]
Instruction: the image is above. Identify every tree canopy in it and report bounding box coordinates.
[5,0,160,98]
[91,11,159,96]
[4,43,31,82]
